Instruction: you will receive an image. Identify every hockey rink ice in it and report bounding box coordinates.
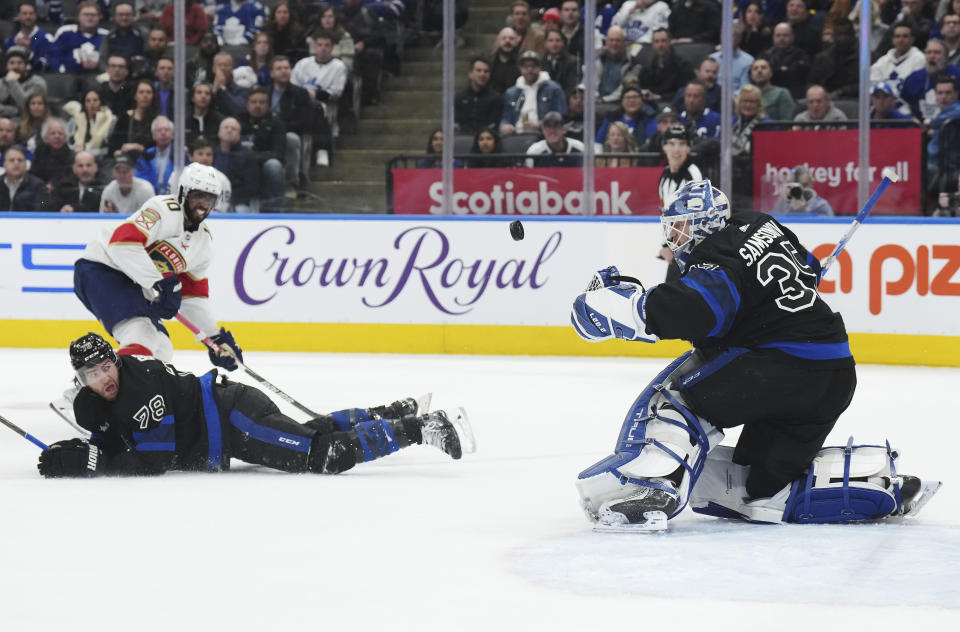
[1,349,957,629]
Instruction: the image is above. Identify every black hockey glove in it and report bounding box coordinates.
[315,89,330,103]
[38,439,103,478]
[150,275,182,320]
[208,327,243,371]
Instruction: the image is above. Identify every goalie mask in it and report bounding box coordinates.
[661,179,730,272]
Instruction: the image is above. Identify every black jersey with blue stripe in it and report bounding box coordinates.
[73,356,207,474]
[645,212,854,368]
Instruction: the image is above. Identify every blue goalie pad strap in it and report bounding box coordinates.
[199,371,223,470]
[353,419,400,462]
[782,436,903,523]
[614,352,693,452]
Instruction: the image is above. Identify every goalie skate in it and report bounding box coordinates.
[594,510,669,533]
[900,477,942,517]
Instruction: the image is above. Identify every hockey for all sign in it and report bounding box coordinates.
[391,167,663,215]
[752,128,923,215]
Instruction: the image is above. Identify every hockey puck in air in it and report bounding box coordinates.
[509,220,524,241]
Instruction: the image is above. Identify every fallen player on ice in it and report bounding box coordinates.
[35,333,475,478]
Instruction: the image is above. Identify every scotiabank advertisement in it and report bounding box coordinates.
[752,128,923,215]
[1,215,958,336]
[391,167,663,215]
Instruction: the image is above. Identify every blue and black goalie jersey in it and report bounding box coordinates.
[645,212,854,368]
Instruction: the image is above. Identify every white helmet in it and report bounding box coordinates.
[177,162,222,207]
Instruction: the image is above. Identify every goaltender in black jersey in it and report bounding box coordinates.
[37,333,474,478]
[572,180,936,531]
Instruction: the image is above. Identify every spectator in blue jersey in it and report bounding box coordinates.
[4,2,52,73]
[595,85,657,146]
[869,81,914,126]
[500,51,567,135]
[47,1,110,75]
[925,75,960,184]
[214,0,267,47]
[135,116,176,195]
[679,80,721,139]
[901,39,960,120]
[98,2,145,67]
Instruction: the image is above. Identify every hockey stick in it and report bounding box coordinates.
[173,313,321,418]
[0,413,51,450]
[48,401,91,438]
[818,167,900,282]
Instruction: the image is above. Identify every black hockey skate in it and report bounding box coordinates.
[595,484,678,533]
[418,409,475,460]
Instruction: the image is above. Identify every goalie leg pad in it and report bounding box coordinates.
[784,437,904,523]
[692,437,916,524]
[577,352,724,522]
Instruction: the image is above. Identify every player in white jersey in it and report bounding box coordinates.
[73,162,242,370]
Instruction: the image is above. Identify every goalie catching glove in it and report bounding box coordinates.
[38,439,103,478]
[571,267,659,343]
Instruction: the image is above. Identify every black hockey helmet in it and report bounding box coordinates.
[69,333,119,371]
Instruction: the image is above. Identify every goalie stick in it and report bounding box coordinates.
[173,313,321,418]
[0,413,51,450]
[818,167,900,282]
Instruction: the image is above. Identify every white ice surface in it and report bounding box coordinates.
[1,350,957,630]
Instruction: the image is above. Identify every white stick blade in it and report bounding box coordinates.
[881,167,900,183]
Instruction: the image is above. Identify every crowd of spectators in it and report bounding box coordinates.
[448,0,960,214]
[3,2,960,214]
[0,0,414,212]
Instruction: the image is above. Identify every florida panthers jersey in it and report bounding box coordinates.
[81,194,219,335]
[645,212,853,368]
